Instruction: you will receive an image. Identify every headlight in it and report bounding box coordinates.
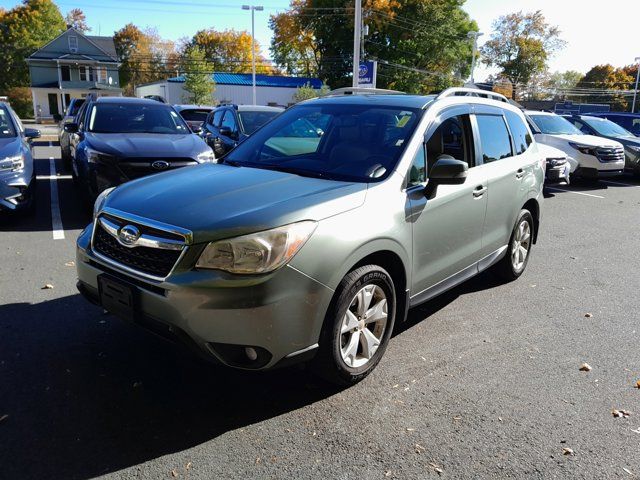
[196,221,317,274]
[568,142,597,156]
[93,187,115,220]
[196,150,216,163]
[86,147,115,164]
[1,154,25,172]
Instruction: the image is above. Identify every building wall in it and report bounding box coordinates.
[135,81,305,107]
[28,60,59,87]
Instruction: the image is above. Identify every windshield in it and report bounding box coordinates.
[529,114,582,135]
[238,110,281,135]
[68,99,84,117]
[583,117,635,138]
[179,109,211,123]
[88,103,190,134]
[225,103,422,182]
[0,106,17,138]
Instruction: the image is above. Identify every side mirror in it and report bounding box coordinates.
[64,122,79,133]
[219,126,234,138]
[24,128,41,139]
[428,157,468,185]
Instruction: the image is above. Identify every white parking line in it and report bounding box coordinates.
[49,157,65,240]
[601,180,639,187]
[546,187,605,199]
[37,174,72,180]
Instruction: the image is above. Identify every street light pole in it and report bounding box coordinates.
[242,4,263,105]
[352,0,362,88]
[632,56,640,113]
[467,31,483,85]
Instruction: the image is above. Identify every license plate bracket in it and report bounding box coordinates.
[98,275,137,322]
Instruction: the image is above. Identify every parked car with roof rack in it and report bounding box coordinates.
[201,104,284,157]
[76,87,544,385]
[525,110,625,179]
[564,114,640,176]
[65,97,215,204]
[173,104,214,132]
[0,101,40,214]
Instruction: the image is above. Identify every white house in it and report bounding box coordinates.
[135,73,324,107]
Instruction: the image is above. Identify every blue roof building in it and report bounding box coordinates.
[136,73,324,107]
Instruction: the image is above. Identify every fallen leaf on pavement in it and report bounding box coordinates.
[171,469,179,478]
[406,428,415,432]
[384,471,392,477]
[562,447,574,456]
[584,313,592,318]
[185,462,192,471]
[612,409,632,418]
[635,380,640,389]
[64,261,75,267]
[623,467,633,475]
[41,284,54,290]
[579,363,592,372]
[415,444,426,453]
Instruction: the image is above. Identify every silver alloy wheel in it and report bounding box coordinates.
[339,284,388,368]
[511,219,531,272]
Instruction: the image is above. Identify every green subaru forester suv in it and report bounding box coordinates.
[76,88,544,385]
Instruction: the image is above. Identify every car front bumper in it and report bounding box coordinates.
[545,161,570,184]
[75,224,334,370]
[0,170,34,212]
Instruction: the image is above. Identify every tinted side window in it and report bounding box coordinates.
[212,110,224,126]
[476,114,512,164]
[571,120,591,135]
[425,114,473,174]
[221,110,236,131]
[504,110,532,155]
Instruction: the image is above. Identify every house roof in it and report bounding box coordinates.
[167,73,323,89]
[28,28,118,62]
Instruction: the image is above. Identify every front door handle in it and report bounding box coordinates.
[473,185,487,197]
[515,168,525,179]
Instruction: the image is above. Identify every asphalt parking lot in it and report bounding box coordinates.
[1,142,639,479]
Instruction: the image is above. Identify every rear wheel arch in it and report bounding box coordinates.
[522,198,540,244]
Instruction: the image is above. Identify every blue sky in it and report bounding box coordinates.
[2,0,639,81]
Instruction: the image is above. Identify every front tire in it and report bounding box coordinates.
[314,265,396,385]
[493,209,534,281]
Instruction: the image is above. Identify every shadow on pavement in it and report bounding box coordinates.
[0,294,343,479]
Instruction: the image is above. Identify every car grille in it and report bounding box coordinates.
[92,214,185,279]
[118,158,198,179]
[596,147,624,163]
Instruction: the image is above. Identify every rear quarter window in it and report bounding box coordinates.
[504,110,532,155]
[475,114,513,163]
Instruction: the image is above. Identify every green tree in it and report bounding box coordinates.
[481,11,566,97]
[270,0,477,92]
[576,64,634,111]
[0,0,67,91]
[181,46,215,105]
[292,82,330,102]
[65,8,90,33]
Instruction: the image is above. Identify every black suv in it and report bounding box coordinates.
[65,97,215,203]
[201,104,283,157]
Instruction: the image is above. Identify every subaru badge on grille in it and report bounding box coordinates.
[118,225,141,246]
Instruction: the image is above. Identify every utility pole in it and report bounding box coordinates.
[352,0,362,88]
[242,4,263,105]
[467,31,483,85]
[632,56,640,113]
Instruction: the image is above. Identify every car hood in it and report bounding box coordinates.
[0,137,20,159]
[103,163,367,243]
[550,134,622,149]
[86,133,208,158]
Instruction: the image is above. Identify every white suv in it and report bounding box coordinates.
[525,110,625,179]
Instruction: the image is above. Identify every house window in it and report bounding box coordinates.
[68,35,78,52]
[79,67,94,82]
[96,67,107,83]
[60,65,70,81]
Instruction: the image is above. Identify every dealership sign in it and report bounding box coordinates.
[358,61,377,88]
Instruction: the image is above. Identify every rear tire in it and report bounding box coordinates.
[313,265,396,385]
[492,209,534,281]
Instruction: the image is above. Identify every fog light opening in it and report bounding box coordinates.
[245,347,258,361]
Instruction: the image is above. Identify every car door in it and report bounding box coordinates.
[475,106,533,258]
[69,101,89,162]
[407,106,489,300]
[217,109,239,155]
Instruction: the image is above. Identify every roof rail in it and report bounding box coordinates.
[322,87,405,97]
[436,87,509,103]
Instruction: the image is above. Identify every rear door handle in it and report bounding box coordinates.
[473,185,487,197]
[515,168,525,179]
